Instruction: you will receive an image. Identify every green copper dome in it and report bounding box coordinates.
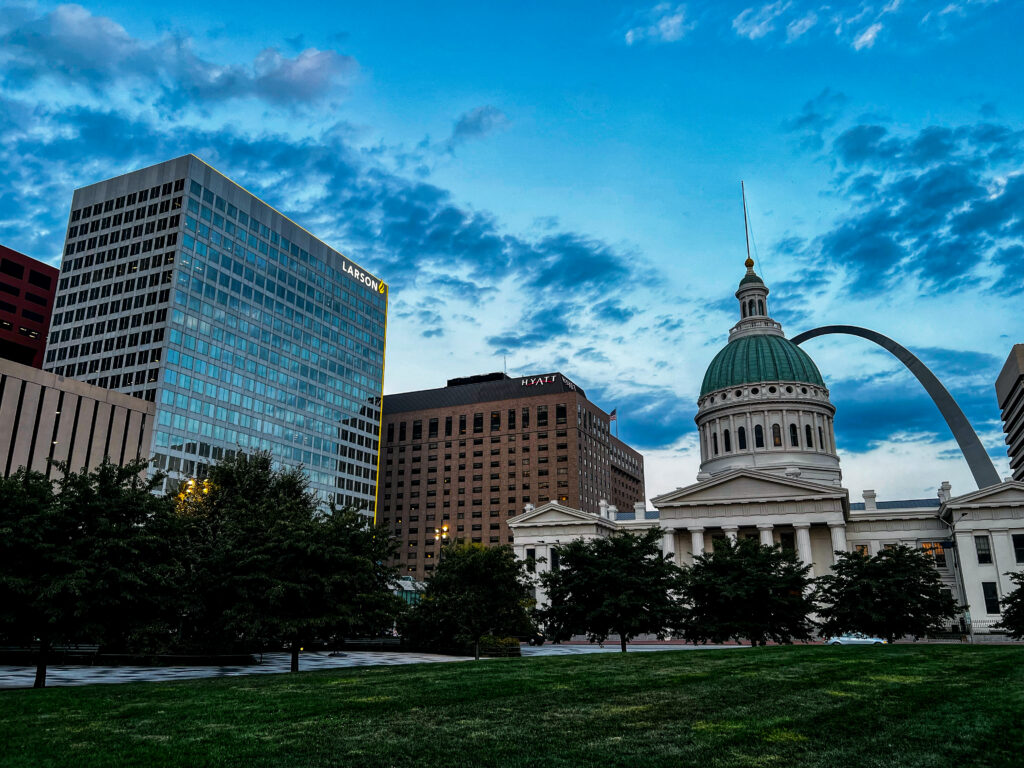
[700,334,825,397]
[738,272,765,287]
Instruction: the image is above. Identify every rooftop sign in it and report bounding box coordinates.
[520,373,578,391]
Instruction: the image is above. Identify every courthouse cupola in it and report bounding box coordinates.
[695,259,842,486]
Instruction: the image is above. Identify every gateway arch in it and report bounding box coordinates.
[791,325,1001,490]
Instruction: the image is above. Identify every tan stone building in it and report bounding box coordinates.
[0,357,155,478]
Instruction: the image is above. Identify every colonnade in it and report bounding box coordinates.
[662,521,848,571]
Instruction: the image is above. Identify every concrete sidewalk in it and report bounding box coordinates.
[0,643,745,689]
[0,651,469,689]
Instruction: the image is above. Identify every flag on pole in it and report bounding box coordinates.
[609,409,617,421]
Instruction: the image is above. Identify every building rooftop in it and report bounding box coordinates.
[996,344,1024,409]
[383,372,587,414]
[849,498,941,511]
[614,509,660,521]
[700,334,826,397]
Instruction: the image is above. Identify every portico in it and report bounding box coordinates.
[651,468,849,576]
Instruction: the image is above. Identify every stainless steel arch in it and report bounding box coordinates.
[791,325,1001,489]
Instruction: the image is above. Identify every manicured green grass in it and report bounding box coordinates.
[2,645,1023,767]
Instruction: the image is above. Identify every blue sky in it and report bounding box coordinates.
[1,0,1021,503]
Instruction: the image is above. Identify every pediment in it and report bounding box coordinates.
[507,501,616,529]
[652,469,848,508]
[944,481,1024,509]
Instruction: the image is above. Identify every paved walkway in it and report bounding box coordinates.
[0,644,740,689]
[522,643,739,656]
[0,651,468,689]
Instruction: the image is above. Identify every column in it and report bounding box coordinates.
[758,523,774,546]
[992,532,1016,595]
[690,527,705,557]
[829,524,847,554]
[662,529,676,564]
[722,525,739,541]
[794,523,813,569]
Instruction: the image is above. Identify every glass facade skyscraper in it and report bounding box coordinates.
[44,155,388,512]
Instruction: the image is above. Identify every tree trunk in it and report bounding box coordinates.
[620,634,627,653]
[291,641,300,673]
[474,639,480,661]
[34,635,49,689]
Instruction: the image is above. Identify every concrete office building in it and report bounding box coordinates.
[997,345,1024,482]
[0,357,154,478]
[378,372,645,578]
[0,245,58,368]
[43,156,388,511]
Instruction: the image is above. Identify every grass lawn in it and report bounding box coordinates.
[2,645,1023,767]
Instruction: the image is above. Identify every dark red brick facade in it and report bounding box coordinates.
[0,245,58,369]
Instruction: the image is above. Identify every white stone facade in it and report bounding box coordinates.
[509,263,1024,635]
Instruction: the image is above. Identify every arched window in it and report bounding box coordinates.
[790,424,799,447]
[741,301,747,318]
[738,426,747,450]
[818,426,825,450]
[805,424,813,448]
[758,299,765,314]
[772,424,782,447]
[748,299,755,316]
[724,429,732,452]
[754,424,765,448]
[712,432,719,455]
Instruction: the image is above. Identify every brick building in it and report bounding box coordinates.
[378,372,645,577]
[0,245,58,368]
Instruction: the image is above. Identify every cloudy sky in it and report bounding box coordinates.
[1,0,1021,504]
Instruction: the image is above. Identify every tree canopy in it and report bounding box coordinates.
[539,529,684,652]
[994,572,1024,640]
[816,545,958,643]
[677,537,816,646]
[0,459,170,687]
[167,451,400,671]
[1,450,402,681]
[402,543,535,659]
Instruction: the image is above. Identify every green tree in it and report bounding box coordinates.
[0,460,170,687]
[816,544,958,643]
[170,451,400,671]
[403,543,535,659]
[994,572,1024,639]
[539,529,684,652]
[677,536,816,646]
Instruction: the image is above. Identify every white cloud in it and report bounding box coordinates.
[0,4,356,108]
[786,11,818,41]
[625,3,695,45]
[732,2,791,40]
[852,22,883,50]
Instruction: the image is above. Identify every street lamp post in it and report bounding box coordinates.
[434,523,449,546]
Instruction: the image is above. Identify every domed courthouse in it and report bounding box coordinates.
[510,259,1024,634]
[650,257,849,573]
[696,258,839,487]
